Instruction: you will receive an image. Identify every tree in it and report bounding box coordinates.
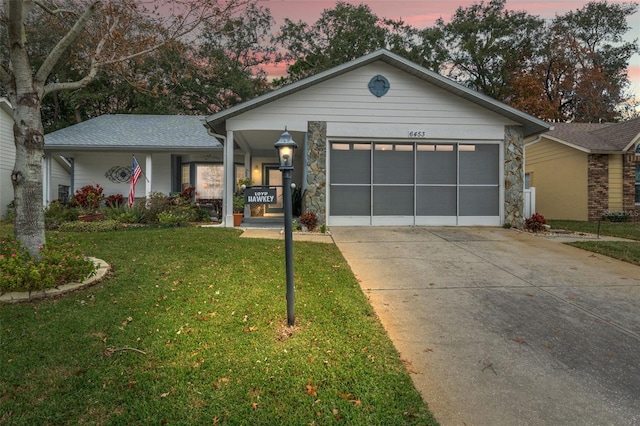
[274,2,388,83]
[0,0,250,257]
[438,0,545,102]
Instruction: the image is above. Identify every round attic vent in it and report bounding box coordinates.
[368,74,390,97]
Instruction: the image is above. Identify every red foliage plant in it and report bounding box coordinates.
[524,212,547,232]
[105,194,125,208]
[71,183,104,210]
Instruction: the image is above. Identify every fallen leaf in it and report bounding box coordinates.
[251,402,258,410]
[304,379,318,397]
[160,391,170,398]
[512,337,526,345]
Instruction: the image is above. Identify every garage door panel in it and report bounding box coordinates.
[373,186,413,215]
[416,148,457,184]
[459,186,499,216]
[330,145,371,184]
[416,186,457,216]
[330,186,371,216]
[374,147,413,184]
[459,145,499,185]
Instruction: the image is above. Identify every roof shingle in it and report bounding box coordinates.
[45,115,221,150]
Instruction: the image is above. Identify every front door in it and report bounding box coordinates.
[264,165,283,214]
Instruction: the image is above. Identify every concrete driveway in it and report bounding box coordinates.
[330,227,640,425]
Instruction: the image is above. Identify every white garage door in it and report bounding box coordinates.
[328,141,501,226]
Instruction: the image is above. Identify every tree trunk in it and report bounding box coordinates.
[11,92,46,258]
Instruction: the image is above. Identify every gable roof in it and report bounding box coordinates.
[45,114,221,151]
[541,117,640,153]
[205,49,551,138]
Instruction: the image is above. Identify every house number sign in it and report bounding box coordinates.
[408,131,427,138]
[245,188,277,204]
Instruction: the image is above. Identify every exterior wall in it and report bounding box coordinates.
[72,152,173,199]
[227,63,517,139]
[608,154,623,212]
[0,101,15,220]
[525,138,588,221]
[504,126,524,227]
[304,121,327,224]
[47,157,71,203]
[587,154,608,221]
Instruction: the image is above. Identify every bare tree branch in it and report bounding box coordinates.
[33,0,77,16]
[34,1,103,92]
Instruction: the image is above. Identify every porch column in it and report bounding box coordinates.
[504,125,524,228]
[224,130,235,227]
[145,154,152,198]
[244,151,251,217]
[42,154,51,206]
[304,121,327,225]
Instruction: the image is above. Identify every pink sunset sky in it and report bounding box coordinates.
[262,0,640,102]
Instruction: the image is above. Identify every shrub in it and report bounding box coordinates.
[105,194,125,208]
[299,211,318,232]
[179,186,196,201]
[71,183,104,212]
[57,220,124,232]
[0,234,97,292]
[45,201,78,229]
[524,212,547,232]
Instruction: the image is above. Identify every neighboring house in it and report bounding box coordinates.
[44,50,550,227]
[0,98,14,220]
[44,114,224,207]
[525,117,640,221]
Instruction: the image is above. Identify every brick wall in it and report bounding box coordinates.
[587,154,608,221]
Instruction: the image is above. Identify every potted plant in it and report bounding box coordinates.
[233,193,245,226]
[232,178,252,226]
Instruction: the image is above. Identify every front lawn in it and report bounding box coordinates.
[548,220,640,266]
[0,226,436,425]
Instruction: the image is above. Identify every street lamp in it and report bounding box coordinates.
[274,128,298,326]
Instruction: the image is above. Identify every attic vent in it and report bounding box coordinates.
[368,75,390,97]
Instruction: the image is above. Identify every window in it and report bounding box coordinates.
[181,165,190,190]
[525,173,531,189]
[58,185,70,203]
[196,164,223,199]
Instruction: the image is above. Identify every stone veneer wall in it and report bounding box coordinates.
[303,121,327,224]
[587,154,609,221]
[504,126,524,228]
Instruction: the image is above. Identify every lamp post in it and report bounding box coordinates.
[274,128,298,326]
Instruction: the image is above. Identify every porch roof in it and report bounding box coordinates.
[44,114,222,152]
[205,49,551,138]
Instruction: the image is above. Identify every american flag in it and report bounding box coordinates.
[128,156,142,208]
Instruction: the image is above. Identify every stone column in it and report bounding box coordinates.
[504,126,524,228]
[304,121,327,225]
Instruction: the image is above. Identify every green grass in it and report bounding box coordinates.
[0,226,437,425]
[548,220,640,266]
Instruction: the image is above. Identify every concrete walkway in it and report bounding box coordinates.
[330,227,640,426]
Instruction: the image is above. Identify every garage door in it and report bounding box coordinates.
[328,141,501,226]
